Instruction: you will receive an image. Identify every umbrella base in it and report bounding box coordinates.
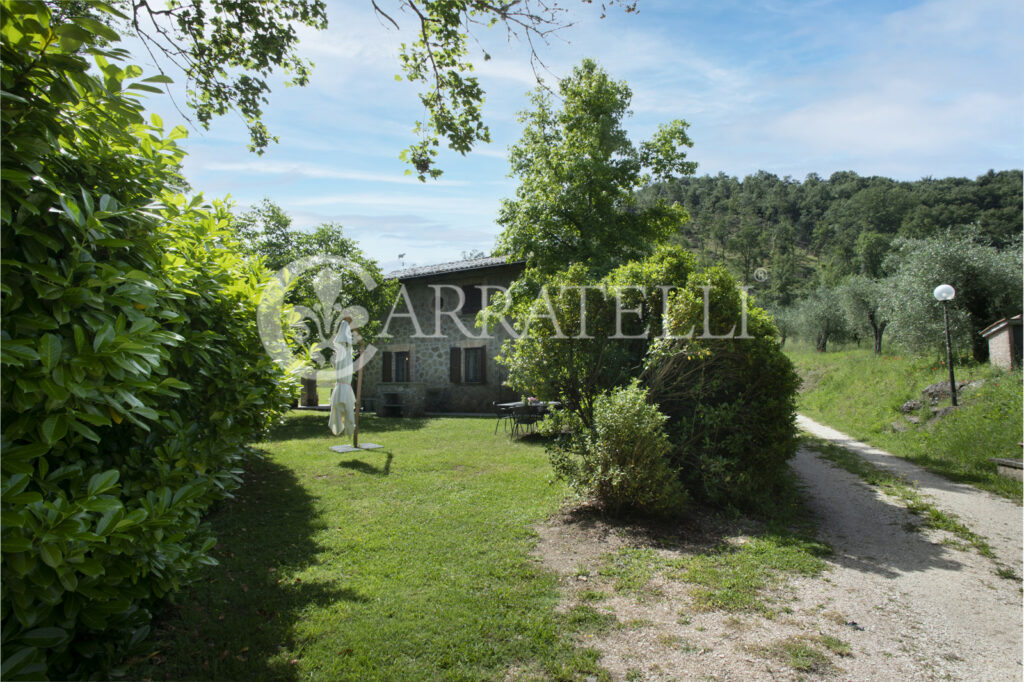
[329,443,383,453]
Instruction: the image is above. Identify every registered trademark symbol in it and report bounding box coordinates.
[754,268,769,282]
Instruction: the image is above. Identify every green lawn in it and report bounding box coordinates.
[788,345,1023,502]
[132,412,606,681]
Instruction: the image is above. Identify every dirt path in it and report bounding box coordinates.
[789,440,1023,680]
[532,418,1023,680]
[797,414,1023,572]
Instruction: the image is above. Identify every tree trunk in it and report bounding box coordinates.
[873,321,887,355]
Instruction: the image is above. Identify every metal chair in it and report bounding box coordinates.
[511,404,541,436]
[493,402,514,434]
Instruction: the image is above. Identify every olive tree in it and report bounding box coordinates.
[794,286,849,352]
[837,275,890,354]
[885,233,1022,361]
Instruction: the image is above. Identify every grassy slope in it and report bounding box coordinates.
[788,345,1022,502]
[132,413,606,681]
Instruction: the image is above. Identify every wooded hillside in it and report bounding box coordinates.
[637,169,1022,307]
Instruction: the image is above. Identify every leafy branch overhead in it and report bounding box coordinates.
[386,0,639,179]
[73,0,637,178]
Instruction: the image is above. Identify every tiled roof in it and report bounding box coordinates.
[386,256,523,280]
[979,313,1023,338]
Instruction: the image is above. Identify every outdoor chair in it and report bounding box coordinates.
[493,401,514,435]
[511,404,542,436]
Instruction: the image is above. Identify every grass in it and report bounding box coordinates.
[759,635,838,673]
[818,634,852,657]
[130,411,611,681]
[670,535,831,614]
[565,605,618,633]
[787,345,1022,502]
[597,492,832,616]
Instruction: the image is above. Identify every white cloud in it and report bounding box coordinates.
[205,160,469,186]
[775,88,1017,157]
[758,0,1023,176]
[291,192,502,217]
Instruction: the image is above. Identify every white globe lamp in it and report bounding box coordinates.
[933,284,958,406]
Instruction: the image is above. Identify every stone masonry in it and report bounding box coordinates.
[359,258,524,416]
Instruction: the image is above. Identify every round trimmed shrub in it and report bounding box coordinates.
[643,267,800,511]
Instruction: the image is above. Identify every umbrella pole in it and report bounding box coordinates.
[353,339,365,448]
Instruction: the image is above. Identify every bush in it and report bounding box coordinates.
[1,7,293,679]
[543,382,688,516]
[643,267,801,511]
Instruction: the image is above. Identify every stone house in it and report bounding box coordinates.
[360,257,524,416]
[980,314,1022,371]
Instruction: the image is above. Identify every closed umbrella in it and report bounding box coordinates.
[328,318,356,437]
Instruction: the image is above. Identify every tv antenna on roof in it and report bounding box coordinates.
[398,253,406,267]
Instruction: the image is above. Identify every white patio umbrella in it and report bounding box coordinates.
[328,318,356,437]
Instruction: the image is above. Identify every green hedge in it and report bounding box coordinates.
[1,5,294,679]
[644,267,801,511]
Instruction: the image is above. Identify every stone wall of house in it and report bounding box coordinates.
[358,263,522,416]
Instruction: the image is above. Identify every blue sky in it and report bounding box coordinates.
[131,0,1023,272]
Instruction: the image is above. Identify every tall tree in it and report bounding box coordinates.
[495,58,696,278]
[231,201,397,345]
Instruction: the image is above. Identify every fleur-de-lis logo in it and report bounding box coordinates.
[257,255,376,381]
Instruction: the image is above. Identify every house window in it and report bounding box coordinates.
[450,346,486,384]
[394,351,410,382]
[382,351,412,383]
[460,284,483,315]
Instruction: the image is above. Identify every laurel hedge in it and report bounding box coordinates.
[1,5,294,678]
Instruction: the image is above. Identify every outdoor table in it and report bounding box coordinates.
[494,401,559,436]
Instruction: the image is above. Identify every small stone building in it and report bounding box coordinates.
[980,314,1023,371]
[360,257,524,416]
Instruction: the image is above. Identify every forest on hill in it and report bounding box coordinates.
[637,169,1022,305]
[636,170,1023,360]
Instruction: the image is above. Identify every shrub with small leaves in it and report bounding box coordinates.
[543,381,688,516]
[643,267,801,512]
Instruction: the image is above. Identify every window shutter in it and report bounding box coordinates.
[382,351,393,382]
[479,345,487,384]
[450,347,461,383]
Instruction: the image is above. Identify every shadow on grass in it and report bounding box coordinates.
[132,453,362,681]
[357,414,434,434]
[264,411,431,444]
[338,452,393,477]
[550,456,971,586]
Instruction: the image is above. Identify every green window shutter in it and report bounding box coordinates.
[382,351,393,382]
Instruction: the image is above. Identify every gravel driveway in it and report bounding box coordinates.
[793,415,1023,680]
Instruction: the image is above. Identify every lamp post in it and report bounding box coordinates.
[933,284,957,407]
